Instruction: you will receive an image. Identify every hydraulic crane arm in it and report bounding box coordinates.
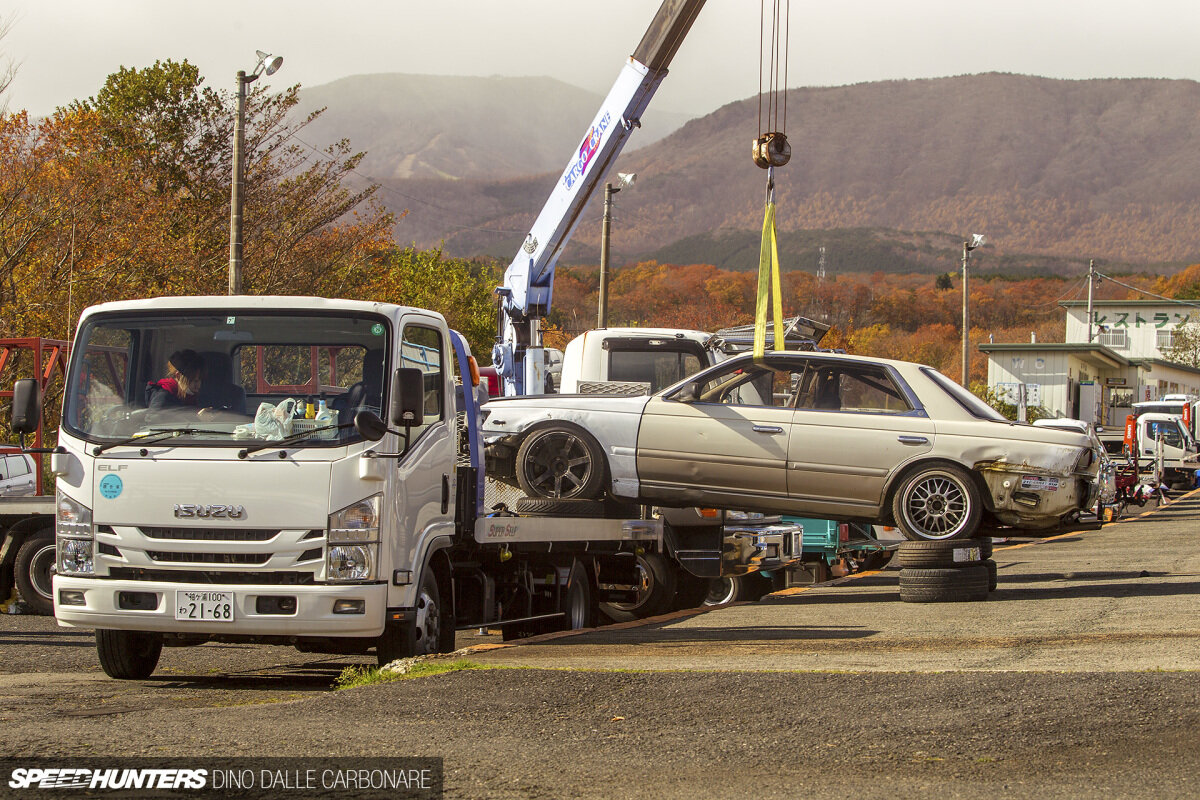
[493,0,706,396]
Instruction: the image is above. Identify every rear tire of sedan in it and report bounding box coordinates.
[892,463,982,541]
[515,424,607,500]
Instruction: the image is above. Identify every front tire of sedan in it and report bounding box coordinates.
[892,463,982,541]
[515,424,607,500]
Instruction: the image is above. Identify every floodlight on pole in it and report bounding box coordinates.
[961,233,987,386]
[228,51,284,295]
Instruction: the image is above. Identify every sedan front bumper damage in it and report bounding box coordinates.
[976,460,1094,529]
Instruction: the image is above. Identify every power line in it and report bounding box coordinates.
[1094,270,1200,310]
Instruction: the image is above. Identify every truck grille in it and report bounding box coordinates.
[109,568,316,585]
[146,551,271,565]
[139,527,283,542]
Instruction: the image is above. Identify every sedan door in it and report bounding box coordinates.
[636,359,800,512]
[787,360,934,518]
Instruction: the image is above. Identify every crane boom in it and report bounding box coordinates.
[493,0,706,396]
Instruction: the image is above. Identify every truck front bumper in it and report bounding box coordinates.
[53,576,388,638]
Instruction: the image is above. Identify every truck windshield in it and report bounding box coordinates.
[63,311,390,447]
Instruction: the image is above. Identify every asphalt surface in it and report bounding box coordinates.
[1,493,1198,798]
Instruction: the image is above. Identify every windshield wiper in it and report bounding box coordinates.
[93,427,234,456]
[236,423,351,459]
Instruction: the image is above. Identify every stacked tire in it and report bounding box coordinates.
[896,538,997,603]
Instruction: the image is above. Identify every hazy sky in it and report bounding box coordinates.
[3,1,1200,118]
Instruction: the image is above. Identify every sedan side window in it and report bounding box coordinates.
[796,364,912,414]
[696,362,798,407]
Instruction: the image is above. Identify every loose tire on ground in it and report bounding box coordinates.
[515,424,607,500]
[983,558,998,592]
[892,463,983,541]
[14,528,55,616]
[96,629,163,679]
[898,565,990,603]
[895,538,987,569]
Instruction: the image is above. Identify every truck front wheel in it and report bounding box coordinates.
[376,570,445,667]
[15,528,55,616]
[96,629,163,680]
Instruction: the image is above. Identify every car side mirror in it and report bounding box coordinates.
[675,381,700,403]
[10,379,41,435]
[390,368,424,428]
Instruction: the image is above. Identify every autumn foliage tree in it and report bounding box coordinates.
[0,59,394,339]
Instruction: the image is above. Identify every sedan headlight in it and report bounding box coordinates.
[1076,448,1095,471]
[327,495,380,582]
[56,491,95,576]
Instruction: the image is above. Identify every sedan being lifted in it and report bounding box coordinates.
[483,351,1101,541]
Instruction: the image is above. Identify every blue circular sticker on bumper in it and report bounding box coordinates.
[99,474,123,499]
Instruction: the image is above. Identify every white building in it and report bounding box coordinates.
[980,300,1200,426]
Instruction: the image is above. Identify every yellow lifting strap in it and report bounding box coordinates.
[753,166,785,359]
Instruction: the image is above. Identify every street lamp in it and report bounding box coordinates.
[228,50,283,295]
[961,233,986,386]
[597,172,637,328]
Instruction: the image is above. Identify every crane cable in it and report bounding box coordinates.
[753,0,791,359]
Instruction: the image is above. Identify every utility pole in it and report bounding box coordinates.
[228,51,283,296]
[961,240,970,386]
[1086,258,1096,342]
[228,70,249,296]
[597,182,619,328]
[960,234,987,386]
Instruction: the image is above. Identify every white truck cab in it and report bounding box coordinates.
[12,296,653,679]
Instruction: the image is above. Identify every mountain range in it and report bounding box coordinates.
[298,72,1200,275]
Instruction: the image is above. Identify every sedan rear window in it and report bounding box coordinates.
[922,368,1008,421]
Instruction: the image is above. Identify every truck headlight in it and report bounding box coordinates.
[59,538,94,576]
[327,495,380,582]
[56,491,95,576]
[57,490,93,538]
[327,545,375,582]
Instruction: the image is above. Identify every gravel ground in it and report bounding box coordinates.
[1,493,1197,798]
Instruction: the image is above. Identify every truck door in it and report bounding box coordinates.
[387,321,454,594]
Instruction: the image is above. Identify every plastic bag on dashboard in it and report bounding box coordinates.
[250,398,296,440]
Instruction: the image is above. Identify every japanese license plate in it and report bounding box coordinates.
[175,590,235,622]
[1020,475,1060,491]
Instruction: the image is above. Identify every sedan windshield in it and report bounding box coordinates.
[64,311,390,446]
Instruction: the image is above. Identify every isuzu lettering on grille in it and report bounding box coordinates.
[173,504,246,519]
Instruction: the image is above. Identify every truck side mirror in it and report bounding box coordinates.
[353,410,390,442]
[10,379,41,435]
[390,368,424,428]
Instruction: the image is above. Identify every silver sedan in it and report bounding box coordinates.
[483,351,1100,541]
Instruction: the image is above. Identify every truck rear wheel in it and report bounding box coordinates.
[601,552,677,620]
[564,559,595,630]
[15,528,55,616]
[96,629,163,679]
